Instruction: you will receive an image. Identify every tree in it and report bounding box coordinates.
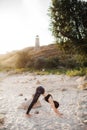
[49,0,87,53]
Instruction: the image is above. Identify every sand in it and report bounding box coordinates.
[0,72,87,130]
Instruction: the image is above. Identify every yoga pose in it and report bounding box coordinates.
[26,86,63,117]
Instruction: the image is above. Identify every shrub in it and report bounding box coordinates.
[66,68,87,76]
[34,57,46,69]
[74,54,87,67]
[15,51,31,68]
[25,59,34,68]
[65,58,77,68]
[45,57,59,69]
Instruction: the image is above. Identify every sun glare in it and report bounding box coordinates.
[0,0,53,54]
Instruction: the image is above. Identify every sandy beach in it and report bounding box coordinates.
[0,72,87,130]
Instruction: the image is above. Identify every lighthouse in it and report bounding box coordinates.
[35,35,40,49]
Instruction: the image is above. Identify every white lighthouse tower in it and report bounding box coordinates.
[35,35,40,49]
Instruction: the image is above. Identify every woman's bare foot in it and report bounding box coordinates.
[57,113,63,117]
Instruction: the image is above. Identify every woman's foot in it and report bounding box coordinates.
[57,113,63,117]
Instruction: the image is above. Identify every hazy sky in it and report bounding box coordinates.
[0,0,54,54]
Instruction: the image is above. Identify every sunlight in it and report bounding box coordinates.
[0,0,53,54]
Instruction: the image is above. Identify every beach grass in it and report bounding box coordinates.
[0,66,87,76]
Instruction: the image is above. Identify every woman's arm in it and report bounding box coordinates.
[48,97,63,117]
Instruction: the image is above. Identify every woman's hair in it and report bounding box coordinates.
[53,101,59,108]
[26,86,45,114]
[36,86,45,94]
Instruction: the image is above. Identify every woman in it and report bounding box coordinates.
[26,86,63,117]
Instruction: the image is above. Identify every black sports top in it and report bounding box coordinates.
[44,94,52,102]
[44,94,59,108]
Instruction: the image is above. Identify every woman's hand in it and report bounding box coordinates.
[25,114,32,118]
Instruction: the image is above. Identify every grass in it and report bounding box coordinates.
[0,63,87,76]
[66,67,87,76]
[3,67,86,76]
[33,68,87,76]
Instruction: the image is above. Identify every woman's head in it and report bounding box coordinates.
[53,101,59,108]
[36,86,45,95]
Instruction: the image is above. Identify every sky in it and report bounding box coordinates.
[0,0,54,54]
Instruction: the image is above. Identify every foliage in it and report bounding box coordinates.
[74,54,87,67]
[45,57,59,69]
[0,43,87,74]
[34,57,46,69]
[10,67,87,76]
[66,67,87,76]
[15,51,31,68]
[49,0,87,53]
[34,56,59,69]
